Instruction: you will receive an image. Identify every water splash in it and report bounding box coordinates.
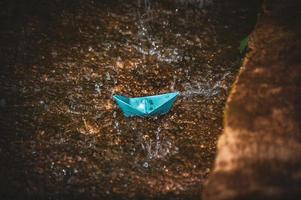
[134,21,183,64]
[113,111,122,135]
[181,81,220,97]
[133,44,183,64]
[141,126,178,160]
[176,0,213,9]
[137,0,152,10]
[181,72,230,98]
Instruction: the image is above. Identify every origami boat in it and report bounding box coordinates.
[113,92,179,117]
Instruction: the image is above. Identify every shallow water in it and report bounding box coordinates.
[0,0,259,199]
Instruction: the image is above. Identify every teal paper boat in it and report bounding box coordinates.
[113,92,179,117]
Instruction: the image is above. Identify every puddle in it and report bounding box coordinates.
[0,0,260,199]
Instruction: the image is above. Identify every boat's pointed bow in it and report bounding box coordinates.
[169,91,180,99]
[173,91,180,97]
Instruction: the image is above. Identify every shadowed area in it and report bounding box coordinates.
[204,0,301,199]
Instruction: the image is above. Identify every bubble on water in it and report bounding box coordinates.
[114,121,119,128]
[50,162,55,169]
[106,72,111,81]
[51,51,58,58]
[113,118,122,135]
[143,162,149,168]
[95,83,102,93]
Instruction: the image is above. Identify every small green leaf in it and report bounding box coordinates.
[239,36,249,54]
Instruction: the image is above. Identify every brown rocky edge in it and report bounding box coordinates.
[203,0,301,199]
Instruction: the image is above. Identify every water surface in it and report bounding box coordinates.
[0,0,259,199]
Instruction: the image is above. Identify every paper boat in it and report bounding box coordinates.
[113,92,179,117]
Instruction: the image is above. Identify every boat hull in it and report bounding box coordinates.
[113,92,179,117]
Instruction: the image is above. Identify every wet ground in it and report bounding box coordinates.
[0,0,260,199]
